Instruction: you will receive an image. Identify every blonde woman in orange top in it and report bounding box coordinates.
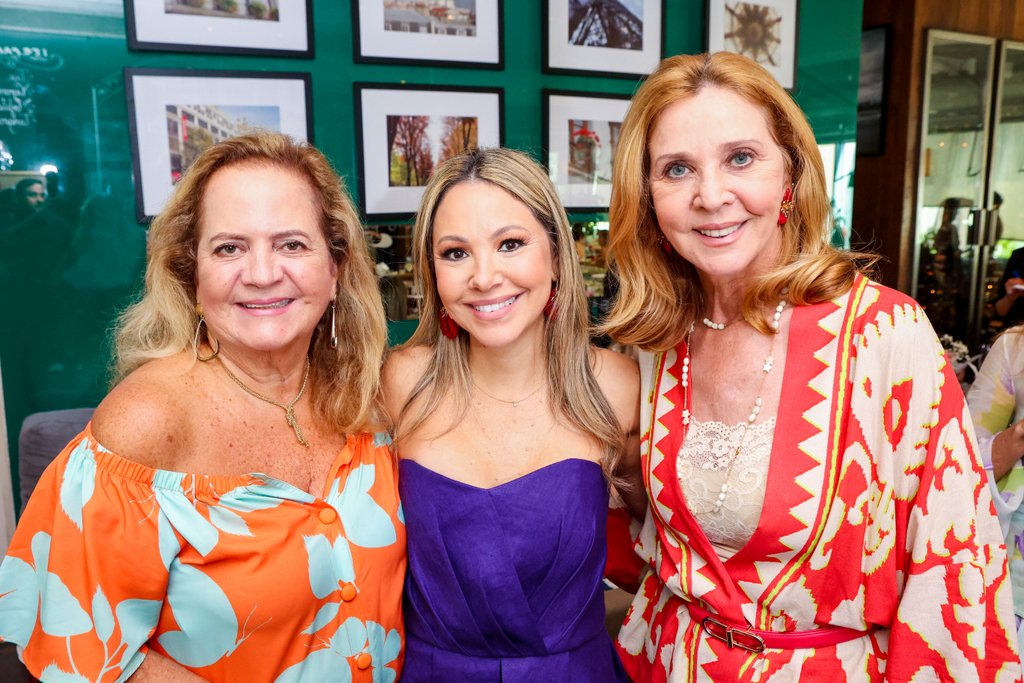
[0,133,405,682]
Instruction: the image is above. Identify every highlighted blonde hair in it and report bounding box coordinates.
[396,147,624,478]
[114,132,386,433]
[602,52,874,350]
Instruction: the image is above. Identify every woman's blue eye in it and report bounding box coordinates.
[498,239,524,252]
[732,151,753,166]
[666,163,688,178]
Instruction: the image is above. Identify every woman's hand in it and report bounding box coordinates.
[995,278,1024,317]
[990,419,1024,480]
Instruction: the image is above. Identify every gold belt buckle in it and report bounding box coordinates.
[701,615,766,653]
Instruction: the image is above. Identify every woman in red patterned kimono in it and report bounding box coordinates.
[601,52,1021,681]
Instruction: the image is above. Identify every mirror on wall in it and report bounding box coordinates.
[977,41,1024,342]
[913,30,996,347]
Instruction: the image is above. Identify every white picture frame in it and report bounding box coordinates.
[126,0,313,57]
[353,0,503,68]
[544,90,631,212]
[125,68,312,222]
[706,0,799,90]
[354,83,504,220]
[544,0,663,79]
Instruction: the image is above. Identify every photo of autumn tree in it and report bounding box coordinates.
[387,114,479,186]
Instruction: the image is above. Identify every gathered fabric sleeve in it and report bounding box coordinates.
[0,430,174,683]
[604,493,644,594]
[852,295,1020,680]
[967,333,1024,526]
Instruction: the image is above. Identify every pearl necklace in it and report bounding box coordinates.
[681,298,786,513]
[702,299,788,332]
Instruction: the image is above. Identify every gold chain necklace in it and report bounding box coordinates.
[473,379,545,408]
[220,358,312,447]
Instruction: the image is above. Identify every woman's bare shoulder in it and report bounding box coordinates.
[91,354,196,468]
[382,345,432,413]
[592,346,641,431]
[592,346,640,391]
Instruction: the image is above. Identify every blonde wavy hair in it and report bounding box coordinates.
[395,147,624,478]
[602,52,875,350]
[114,132,387,433]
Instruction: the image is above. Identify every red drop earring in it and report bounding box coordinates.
[544,285,557,320]
[439,307,460,339]
[778,185,795,227]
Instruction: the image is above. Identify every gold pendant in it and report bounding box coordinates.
[285,408,310,447]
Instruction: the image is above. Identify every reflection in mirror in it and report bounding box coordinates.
[370,224,417,323]
[979,42,1024,343]
[921,39,992,208]
[914,32,995,345]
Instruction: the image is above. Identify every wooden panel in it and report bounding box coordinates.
[854,0,1024,291]
[852,0,917,289]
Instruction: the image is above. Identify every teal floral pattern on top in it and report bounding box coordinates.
[0,427,406,682]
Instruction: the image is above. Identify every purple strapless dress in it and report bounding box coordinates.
[398,458,628,682]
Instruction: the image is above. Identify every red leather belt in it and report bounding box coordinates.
[685,601,871,653]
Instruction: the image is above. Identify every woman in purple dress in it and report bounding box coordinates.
[383,147,644,681]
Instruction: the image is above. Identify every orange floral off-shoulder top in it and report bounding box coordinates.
[0,425,406,683]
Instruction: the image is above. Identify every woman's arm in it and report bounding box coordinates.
[381,345,430,430]
[989,420,1024,481]
[593,347,647,518]
[966,334,1022,480]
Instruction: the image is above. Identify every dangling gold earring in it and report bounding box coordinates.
[329,298,338,349]
[193,303,219,362]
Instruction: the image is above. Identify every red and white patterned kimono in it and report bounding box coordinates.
[616,276,1021,681]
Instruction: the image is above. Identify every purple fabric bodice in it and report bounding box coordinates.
[398,458,627,682]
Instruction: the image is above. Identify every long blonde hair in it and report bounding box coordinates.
[602,52,874,350]
[115,132,387,433]
[395,147,624,477]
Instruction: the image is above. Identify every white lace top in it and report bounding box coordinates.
[676,416,776,561]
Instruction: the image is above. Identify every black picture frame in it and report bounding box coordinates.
[543,89,632,212]
[125,67,313,222]
[705,0,799,90]
[352,0,504,69]
[354,83,505,221]
[125,0,314,58]
[856,25,890,156]
[542,0,665,79]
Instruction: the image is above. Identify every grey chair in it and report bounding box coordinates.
[18,407,94,509]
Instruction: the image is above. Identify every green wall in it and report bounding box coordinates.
[0,0,863,512]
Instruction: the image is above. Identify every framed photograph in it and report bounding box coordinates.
[543,0,664,79]
[856,26,889,156]
[125,0,313,58]
[544,90,631,212]
[706,0,799,90]
[354,83,503,221]
[125,68,313,222]
[353,0,503,68]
